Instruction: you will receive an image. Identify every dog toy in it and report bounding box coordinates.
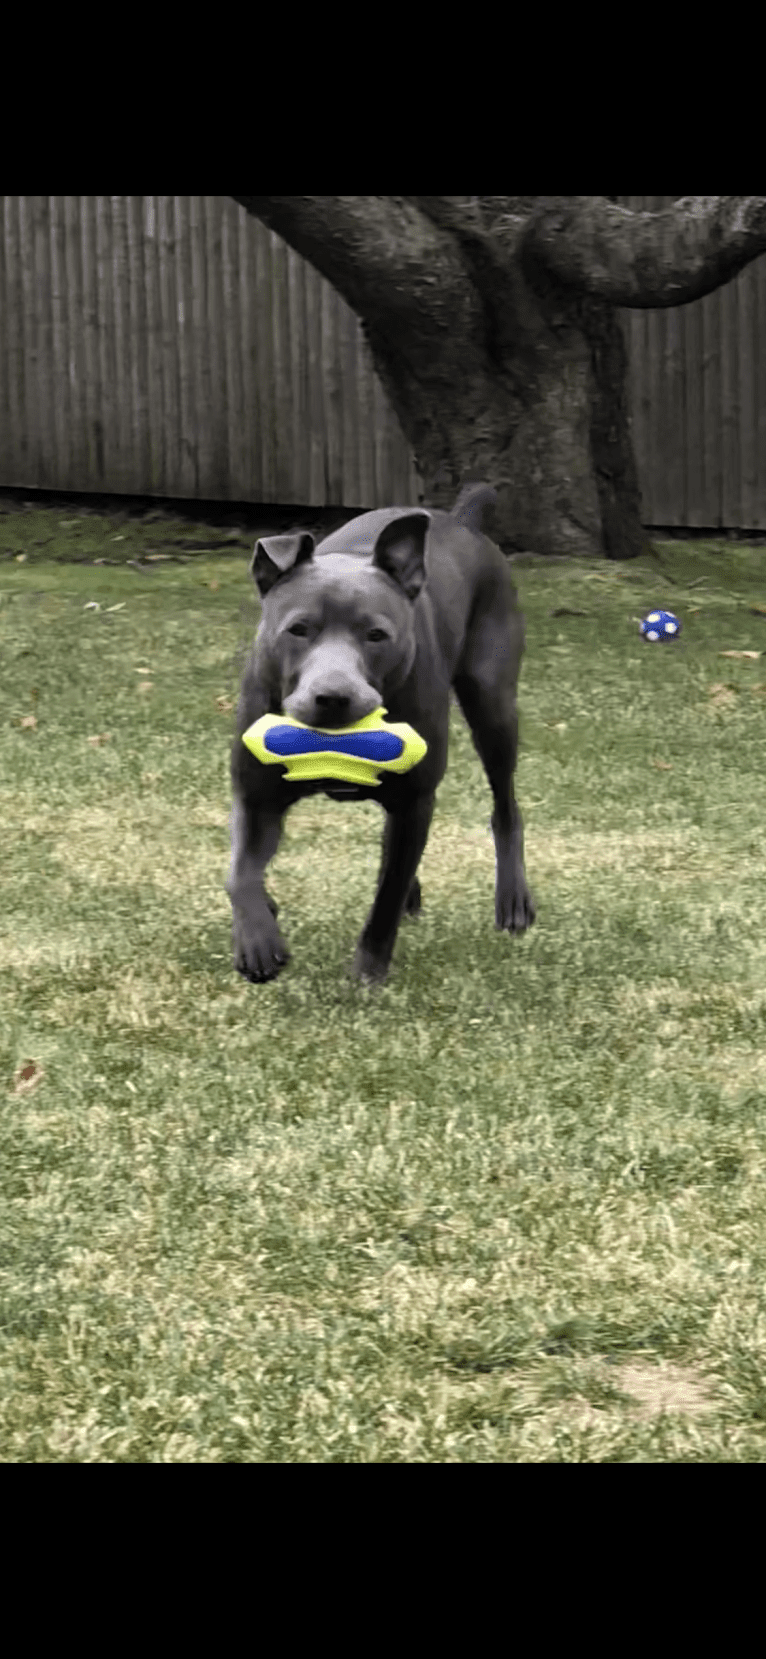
[241,707,428,787]
[640,609,681,642]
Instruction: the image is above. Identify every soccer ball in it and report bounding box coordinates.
[640,609,681,643]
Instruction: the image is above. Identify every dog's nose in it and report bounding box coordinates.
[314,692,352,726]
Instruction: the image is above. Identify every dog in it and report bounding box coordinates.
[227,483,535,984]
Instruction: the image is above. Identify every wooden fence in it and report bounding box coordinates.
[0,196,422,510]
[0,195,765,526]
[617,195,766,529]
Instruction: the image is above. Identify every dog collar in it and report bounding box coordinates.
[241,706,427,787]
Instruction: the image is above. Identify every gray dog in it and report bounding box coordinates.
[227,482,535,984]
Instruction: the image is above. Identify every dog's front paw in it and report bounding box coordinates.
[350,940,391,986]
[233,906,290,983]
[496,871,536,935]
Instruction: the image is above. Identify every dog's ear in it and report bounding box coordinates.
[371,513,430,602]
[250,533,315,598]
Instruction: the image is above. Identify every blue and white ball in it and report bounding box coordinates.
[640,609,681,643]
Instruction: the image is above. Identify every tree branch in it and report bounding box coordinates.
[524,196,766,307]
[230,195,481,343]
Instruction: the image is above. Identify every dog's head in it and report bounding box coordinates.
[250,513,430,728]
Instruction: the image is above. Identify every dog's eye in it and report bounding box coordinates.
[288,622,309,637]
[367,629,388,643]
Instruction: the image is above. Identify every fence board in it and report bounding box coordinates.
[174,195,195,500]
[113,196,131,494]
[305,263,327,504]
[721,273,740,527]
[96,197,118,491]
[701,282,723,525]
[50,197,70,491]
[340,298,360,506]
[739,260,758,527]
[0,200,18,482]
[126,196,148,496]
[252,221,273,501]
[64,196,87,493]
[222,201,243,501]
[757,252,766,528]
[17,199,37,485]
[272,230,294,502]
[323,281,344,503]
[188,195,209,499]
[158,195,180,499]
[682,284,705,525]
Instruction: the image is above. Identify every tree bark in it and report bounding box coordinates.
[231,196,766,559]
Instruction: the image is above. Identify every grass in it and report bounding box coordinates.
[2,500,766,1461]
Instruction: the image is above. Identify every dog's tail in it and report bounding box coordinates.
[451,482,497,534]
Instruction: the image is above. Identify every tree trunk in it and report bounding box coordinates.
[362,281,646,559]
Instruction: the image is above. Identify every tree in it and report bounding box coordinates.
[231,196,766,560]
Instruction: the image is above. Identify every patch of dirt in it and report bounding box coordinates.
[546,1359,720,1434]
[609,1359,719,1419]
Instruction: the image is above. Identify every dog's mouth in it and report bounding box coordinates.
[323,782,369,800]
[281,698,380,731]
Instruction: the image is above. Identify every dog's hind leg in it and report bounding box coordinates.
[453,605,535,936]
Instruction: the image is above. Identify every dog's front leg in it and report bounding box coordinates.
[227,796,290,982]
[352,793,436,984]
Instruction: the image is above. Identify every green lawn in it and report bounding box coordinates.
[2,504,766,1461]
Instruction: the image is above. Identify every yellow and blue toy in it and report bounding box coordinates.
[242,707,427,788]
